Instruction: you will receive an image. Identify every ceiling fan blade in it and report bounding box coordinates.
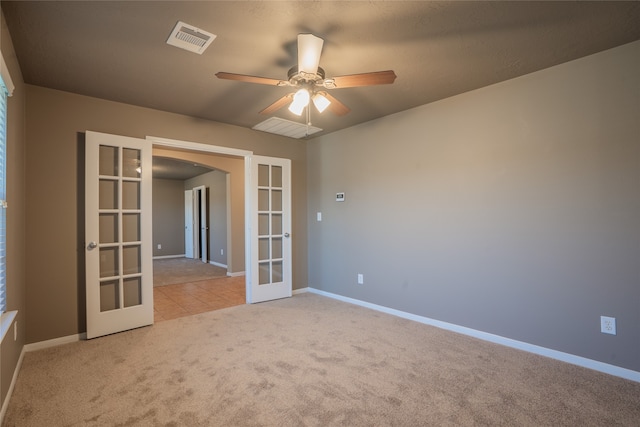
[298,34,324,74]
[259,94,294,115]
[321,92,351,116]
[330,70,397,88]
[215,72,285,86]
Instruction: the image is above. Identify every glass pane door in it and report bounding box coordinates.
[249,155,291,303]
[258,164,284,285]
[85,131,152,339]
[98,145,143,311]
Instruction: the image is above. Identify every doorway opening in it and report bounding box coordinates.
[149,137,251,322]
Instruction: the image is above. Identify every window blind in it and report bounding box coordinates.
[0,76,7,313]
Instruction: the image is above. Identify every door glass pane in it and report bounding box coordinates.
[122,213,140,242]
[258,164,269,187]
[271,166,282,188]
[122,181,140,210]
[272,237,282,259]
[259,262,270,285]
[99,214,118,243]
[123,277,142,307]
[99,247,119,278]
[271,214,282,235]
[123,148,141,178]
[259,238,269,261]
[272,261,283,283]
[100,280,120,312]
[258,189,269,211]
[272,190,282,211]
[123,245,141,275]
[99,145,118,176]
[99,180,118,209]
[258,213,269,236]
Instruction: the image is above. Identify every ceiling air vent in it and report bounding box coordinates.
[253,117,322,139]
[166,21,216,54]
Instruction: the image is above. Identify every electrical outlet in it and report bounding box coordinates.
[157,244,162,250]
[600,316,616,335]
[221,249,224,255]
[357,274,364,285]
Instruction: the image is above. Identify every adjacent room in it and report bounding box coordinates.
[1,2,639,425]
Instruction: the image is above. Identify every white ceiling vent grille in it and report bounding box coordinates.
[166,21,216,54]
[253,117,322,139]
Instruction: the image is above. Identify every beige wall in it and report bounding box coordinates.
[24,86,307,343]
[307,41,640,372]
[1,11,26,408]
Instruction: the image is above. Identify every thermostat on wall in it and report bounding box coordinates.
[336,192,345,202]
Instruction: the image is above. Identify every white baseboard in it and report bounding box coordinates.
[1,332,86,424]
[292,287,309,295]
[153,254,185,260]
[227,271,245,277]
[304,287,640,383]
[0,345,24,424]
[23,333,86,353]
[209,260,228,269]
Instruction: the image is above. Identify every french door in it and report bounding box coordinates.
[248,156,292,303]
[85,131,153,339]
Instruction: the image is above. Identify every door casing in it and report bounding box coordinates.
[147,136,277,303]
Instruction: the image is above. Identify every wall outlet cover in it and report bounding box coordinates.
[600,316,616,335]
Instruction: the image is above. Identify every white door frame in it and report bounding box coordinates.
[147,136,254,296]
[184,190,194,258]
[193,185,208,263]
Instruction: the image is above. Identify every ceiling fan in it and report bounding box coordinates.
[215,34,397,118]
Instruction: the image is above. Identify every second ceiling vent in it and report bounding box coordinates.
[166,21,216,54]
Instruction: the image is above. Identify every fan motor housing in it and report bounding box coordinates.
[287,66,326,85]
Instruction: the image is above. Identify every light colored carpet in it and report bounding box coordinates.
[153,257,227,287]
[4,293,639,426]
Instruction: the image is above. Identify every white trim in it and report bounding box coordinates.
[0,310,17,343]
[146,136,252,158]
[306,288,640,383]
[23,333,86,353]
[209,260,228,269]
[227,270,245,277]
[0,346,24,424]
[153,254,186,260]
[292,287,309,295]
[0,52,15,96]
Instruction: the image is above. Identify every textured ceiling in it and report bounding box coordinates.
[3,1,640,139]
[152,156,213,181]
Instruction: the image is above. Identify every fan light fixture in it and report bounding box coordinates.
[216,33,397,120]
[288,89,310,115]
[288,89,332,116]
[312,93,331,113]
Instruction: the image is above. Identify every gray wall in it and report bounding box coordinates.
[307,41,640,372]
[185,170,228,267]
[1,10,26,408]
[23,85,307,344]
[152,178,186,257]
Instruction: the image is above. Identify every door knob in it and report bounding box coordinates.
[284,233,290,238]
[87,241,97,250]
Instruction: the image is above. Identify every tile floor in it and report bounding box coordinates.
[153,275,245,322]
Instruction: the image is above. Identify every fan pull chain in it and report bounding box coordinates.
[306,103,312,137]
